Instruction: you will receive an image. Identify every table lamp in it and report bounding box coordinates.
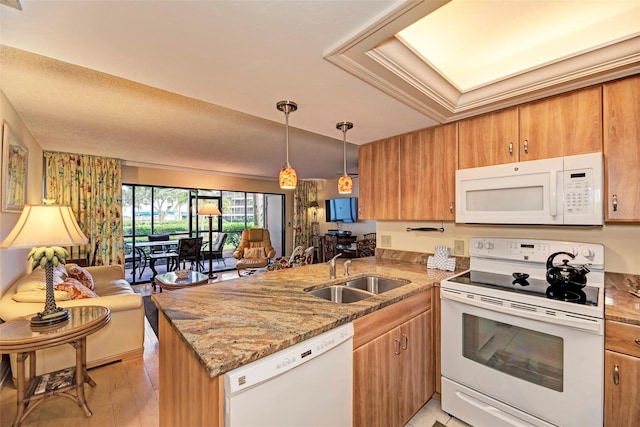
[198,203,222,280]
[0,205,88,326]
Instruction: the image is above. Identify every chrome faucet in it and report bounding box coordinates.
[343,260,352,277]
[328,254,342,279]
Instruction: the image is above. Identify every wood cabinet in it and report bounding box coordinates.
[353,290,433,427]
[458,86,602,169]
[322,233,357,262]
[604,320,640,426]
[358,136,400,220]
[359,124,456,221]
[400,124,457,220]
[458,107,519,169]
[603,76,640,221]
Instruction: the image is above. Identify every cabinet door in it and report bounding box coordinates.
[458,107,519,168]
[353,326,403,427]
[604,350,640,426]
[603,76,640,221]
[358,137,400,220]
[519,86,602,161]
[398,310,433,423]
[401,124,457,220]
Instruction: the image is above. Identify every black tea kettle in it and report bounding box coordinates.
[546,251,591,289]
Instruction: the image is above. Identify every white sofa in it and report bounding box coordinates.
[0,264,144,380]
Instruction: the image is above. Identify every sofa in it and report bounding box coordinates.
[0,264,144,381]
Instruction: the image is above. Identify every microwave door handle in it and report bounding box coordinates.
[550,171,558,217]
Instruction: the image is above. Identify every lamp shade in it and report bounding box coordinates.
[279,166,297,189]
[0,205,88,249]
[198,203,222,216]
[338,175,353,194]
[309,200,319,209]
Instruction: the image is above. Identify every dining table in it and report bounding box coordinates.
[126,240,180,283]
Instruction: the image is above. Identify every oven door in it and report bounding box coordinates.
[441,295,603,427]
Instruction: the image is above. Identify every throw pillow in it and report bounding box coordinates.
[65,264,95,290]
[15,266,65,294]
[56,278,99,300]
[13,289,72,303]
[243,247,266,259]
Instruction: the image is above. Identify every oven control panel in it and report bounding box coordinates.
[469,237,604,268]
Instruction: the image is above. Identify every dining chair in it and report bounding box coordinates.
[176,237,203,270]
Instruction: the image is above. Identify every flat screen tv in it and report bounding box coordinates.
[325,197,358,223]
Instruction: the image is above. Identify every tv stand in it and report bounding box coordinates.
[322,233,357,262]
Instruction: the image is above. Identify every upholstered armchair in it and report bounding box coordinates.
[267,245,315,271]
[233,229,276,275]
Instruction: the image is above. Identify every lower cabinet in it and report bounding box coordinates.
[604,320,640,426]
[353,290,433,427]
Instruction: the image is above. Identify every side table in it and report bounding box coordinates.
[0,305,110,426]
[154,270,209,291]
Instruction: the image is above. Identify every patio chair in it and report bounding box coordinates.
[201,232,228,266]
[233,229,275,276]
[176,236,203,270]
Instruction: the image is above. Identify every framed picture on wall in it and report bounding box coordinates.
[2,122,28,213]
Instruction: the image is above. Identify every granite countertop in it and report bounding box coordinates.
[152,256,464,378]
[605,272,640,326]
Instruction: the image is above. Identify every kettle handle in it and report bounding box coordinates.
[546,251,575,270]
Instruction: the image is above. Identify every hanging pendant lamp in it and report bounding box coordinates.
[277,100,298,189]
[336,121,354,194]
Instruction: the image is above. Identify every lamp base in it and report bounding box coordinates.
[30,307,70,327]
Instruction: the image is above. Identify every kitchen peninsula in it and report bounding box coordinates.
[152,255,465,426]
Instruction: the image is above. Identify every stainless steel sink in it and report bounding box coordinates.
[306,285,373,303]
[342,275,410,294]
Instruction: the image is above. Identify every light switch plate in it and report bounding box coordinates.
[381,235,392,247]
[454,240,464,256]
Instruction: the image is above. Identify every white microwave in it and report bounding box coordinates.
[455,152,603,225]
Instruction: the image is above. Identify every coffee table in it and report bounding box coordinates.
[0,305,110,426]
[154,271,209,291]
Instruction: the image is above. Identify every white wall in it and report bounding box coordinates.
[377,220,640,275]
[0,90,44,296]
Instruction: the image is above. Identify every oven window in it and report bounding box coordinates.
[462,314,563,392]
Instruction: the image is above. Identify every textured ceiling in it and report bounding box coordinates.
[1,1,638,182]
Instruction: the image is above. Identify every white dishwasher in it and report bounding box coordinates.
[224,323,353,427]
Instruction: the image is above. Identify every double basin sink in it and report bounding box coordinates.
[306,275,411,303]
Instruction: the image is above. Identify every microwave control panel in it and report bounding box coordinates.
[563,168,595,215]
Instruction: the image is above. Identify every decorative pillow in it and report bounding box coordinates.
[13,289,72,303]
[15,265,64,294]
[65,264,95,290]
[243,247,266,259]
[56,278,99,300]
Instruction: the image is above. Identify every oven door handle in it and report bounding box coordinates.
[441,288,603,334]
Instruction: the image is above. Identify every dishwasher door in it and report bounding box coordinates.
[224,323,353,427]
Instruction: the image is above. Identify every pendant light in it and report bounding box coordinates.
[277,100,298,189]
[336,121,354,194]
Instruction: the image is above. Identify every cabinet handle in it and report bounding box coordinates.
[401,333,408,351]
[613,364,619,385]
[394,338,401,355]
[523,139,529,153]
[612,194,618,212]
[449,202,454,213]
[509,142,513,155]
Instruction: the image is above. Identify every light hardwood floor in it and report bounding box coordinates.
[0,269,465,427]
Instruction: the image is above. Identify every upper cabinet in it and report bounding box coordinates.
[359,124,457,221]
[458,107,519,168]
[400,124,457,220]
[459,86,603,169]
[603,76,640,222]
[358,136,400,220]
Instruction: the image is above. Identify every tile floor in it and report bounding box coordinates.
[406,399,471,427]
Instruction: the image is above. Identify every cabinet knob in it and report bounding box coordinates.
[614,364,620,385]
[401,333,408,351]
[509,142,513,155]
[523,139,529,154]
[635,339,640,346]
[394,338,401,355]
[449,202,454,213]
[612,194,618,212]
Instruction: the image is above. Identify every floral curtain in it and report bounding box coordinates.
[44,152,124,266]
[292,180,317,250]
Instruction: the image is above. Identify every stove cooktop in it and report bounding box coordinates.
[447,270,599,306]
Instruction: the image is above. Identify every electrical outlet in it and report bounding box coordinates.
[381,235,392,247]
[454,240,464,256]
